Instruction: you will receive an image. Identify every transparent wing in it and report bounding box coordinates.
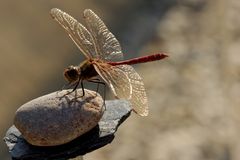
[50,8,97,59]
[83,9,123,61]
[93,63,148,116]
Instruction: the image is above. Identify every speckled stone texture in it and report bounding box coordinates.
[14,89,104,146]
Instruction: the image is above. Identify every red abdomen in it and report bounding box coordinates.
[108,53,168,66]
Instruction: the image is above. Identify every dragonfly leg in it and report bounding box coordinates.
[69,80,85,102]
[80,80,85,97]
[88,79,106,110]
[88,79,105,95]
[59,78,81,97]
[71,79,85,97]
[61,81,77,91]
[56,82,73,96]
[72,79,80,92]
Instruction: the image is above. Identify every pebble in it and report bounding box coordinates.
[14,89,104,146]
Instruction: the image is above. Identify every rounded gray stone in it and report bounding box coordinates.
[14,89,104,146]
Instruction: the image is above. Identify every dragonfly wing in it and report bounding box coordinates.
[93,63,132,99]
[83,9,123,61]
[50,8,97,58]
[93,63,148,116]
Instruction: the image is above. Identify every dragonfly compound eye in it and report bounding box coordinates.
[63,66,79,83]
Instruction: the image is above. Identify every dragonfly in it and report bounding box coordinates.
[50,8,168,116]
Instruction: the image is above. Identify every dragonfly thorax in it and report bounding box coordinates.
[79,60,98,80]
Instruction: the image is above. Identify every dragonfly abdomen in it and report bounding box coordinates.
[108,53,168,66]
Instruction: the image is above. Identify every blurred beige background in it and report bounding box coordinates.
[1,0,240,160]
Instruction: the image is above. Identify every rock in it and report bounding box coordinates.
[4,100,131,160]
[13,89,104,146]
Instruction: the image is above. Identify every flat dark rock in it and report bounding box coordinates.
[4,100,131,160]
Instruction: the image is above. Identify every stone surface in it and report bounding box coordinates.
[13,89,104,146]
[4,100,131,160]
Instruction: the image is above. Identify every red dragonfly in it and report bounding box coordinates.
[50,8,168,116]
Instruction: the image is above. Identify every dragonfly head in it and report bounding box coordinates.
[63,65,80,83]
